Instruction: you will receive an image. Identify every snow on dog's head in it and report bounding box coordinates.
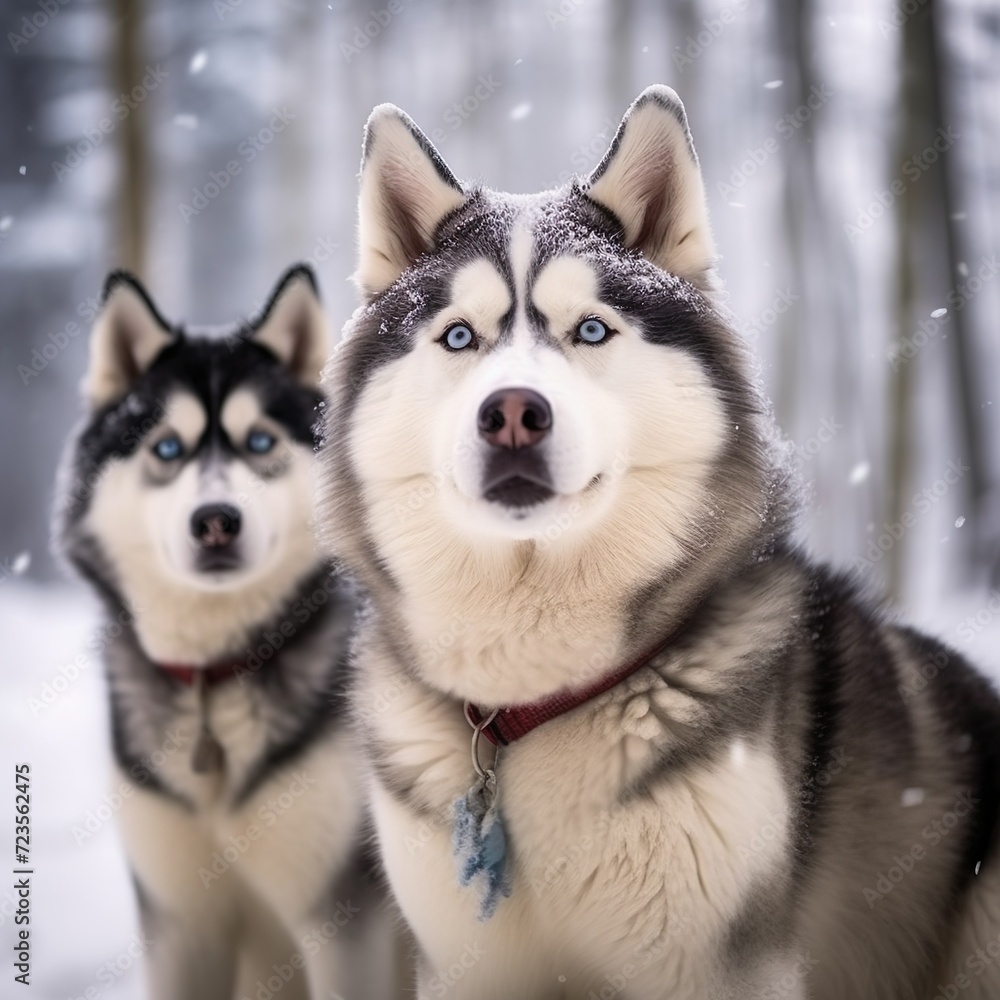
[322,88,785,702]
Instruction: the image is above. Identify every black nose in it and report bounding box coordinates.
[477,388,553,449]
[190,504,242,547]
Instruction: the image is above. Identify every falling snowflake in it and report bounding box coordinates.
[901,788,924,808]
[18,165,26,176]
[174,113,198,130]
[189,50,208,74]
[764,80,783,89]
[957,261,969,276]
[955,516,966,528]
[509,102,532,122]
[849,461,870,486]
[931,307,947,318]
[12,552,30,575]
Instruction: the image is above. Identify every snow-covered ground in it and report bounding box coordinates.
[0,583,145,1000]
[0,572,997,1000]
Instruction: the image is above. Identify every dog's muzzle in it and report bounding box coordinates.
[190,503,243,570]
[477,387,555,508]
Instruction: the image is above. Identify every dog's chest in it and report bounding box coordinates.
[368,671,793,990]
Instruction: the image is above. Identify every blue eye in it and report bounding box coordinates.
[247,430,275,454]
[442,324,476,351]
[577,318,610,344]
[153,436,183,461]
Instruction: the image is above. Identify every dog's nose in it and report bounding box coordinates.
[477,388,552,449]
[190,504,242,547]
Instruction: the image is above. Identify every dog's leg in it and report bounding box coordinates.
[117,779,240,1000]
[234,895,310,1000]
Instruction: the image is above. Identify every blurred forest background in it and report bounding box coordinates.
[0,0,998,995]
[1,0,998,606]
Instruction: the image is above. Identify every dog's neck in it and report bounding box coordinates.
[103,559,336,668]
[368,510,764,707]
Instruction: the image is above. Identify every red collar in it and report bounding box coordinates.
[156,661,242,687]
[465,635,674,746]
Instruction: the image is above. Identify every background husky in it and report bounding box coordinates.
[55,266,396,1000]
[321,88,1000,999]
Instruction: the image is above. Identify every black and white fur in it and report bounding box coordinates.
[320,87,1000,999]
[56,267,398,1000]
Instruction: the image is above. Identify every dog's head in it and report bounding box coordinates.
[323,88,787,700]
[57,266,331,661]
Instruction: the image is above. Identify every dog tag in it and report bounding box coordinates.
[191,672,225,774]
[454,706,511,919]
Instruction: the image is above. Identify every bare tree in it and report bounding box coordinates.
[112,0,149,277]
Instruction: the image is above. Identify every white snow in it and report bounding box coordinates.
[849,461,870,485]
[0,583,145,1000]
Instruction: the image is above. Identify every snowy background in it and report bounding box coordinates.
[1,0,999,996]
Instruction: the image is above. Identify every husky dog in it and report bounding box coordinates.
[56,266,397,1000]
[320,88,1000,999]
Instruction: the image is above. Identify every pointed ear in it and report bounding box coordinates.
[252,265,330,386]
[586,86,716,288]
[355,104,466,299]
[84,272,174,409]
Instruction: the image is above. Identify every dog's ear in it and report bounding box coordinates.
[586,86,716,289]
[84,272,174,409]
[355,104,466,299]
[252,265,330,386]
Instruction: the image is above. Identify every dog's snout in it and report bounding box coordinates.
[477,388,552,449]
[190,504,242,547]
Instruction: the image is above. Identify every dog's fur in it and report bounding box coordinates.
[55,267,397,1000]
[320,87,1000,999]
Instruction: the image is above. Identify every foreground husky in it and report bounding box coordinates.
[56,267,395,1000]
[321,88,1000,999]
